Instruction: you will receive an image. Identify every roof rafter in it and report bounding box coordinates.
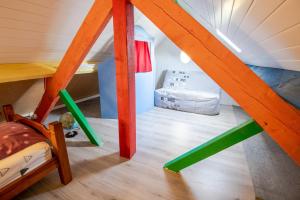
[34,0,112,122]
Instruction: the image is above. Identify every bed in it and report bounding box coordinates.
[0,105,72,200]
[155,70,221,115]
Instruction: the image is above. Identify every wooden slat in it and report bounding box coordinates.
[131,0,300,164]
[76,64,98,74]
[0,63,56,83]
[0,63,97,84]
[34,0,112,122]
[113,0,136,158]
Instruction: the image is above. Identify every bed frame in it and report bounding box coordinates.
[0,105,72,200]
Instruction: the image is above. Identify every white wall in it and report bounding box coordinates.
[155,38,238,106]
[0,73,99,121]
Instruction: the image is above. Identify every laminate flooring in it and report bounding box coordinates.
[17,102,256,200]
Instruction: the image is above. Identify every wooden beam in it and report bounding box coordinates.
[131,0,300,164]
[164,119,263,172]
[34,0,112,122]
[113,0,136,158]
[59,89,102,146]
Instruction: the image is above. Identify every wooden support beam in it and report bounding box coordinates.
[113,0,136,158]
[59,89,102,146]
[131,0,300,164]
[164,119,263,172]
[34,0,112,122]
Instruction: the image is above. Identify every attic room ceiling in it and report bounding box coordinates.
[0,0,164,64]
[0,0,299,72]
[177,0,300,71]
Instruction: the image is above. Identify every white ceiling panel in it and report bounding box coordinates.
[0,0,299,72]
[212,0,222,28]
[258,24,300,51]
[0,0,164,64]
[227,0,254,37]
[177,0,300,71]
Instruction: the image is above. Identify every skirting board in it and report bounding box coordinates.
[20,94,100,118]
[53,94,100,110]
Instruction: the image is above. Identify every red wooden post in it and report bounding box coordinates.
[112,0,136,158]
[34,0,112,122]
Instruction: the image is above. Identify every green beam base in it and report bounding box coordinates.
[59,89,102,146]
[164,119,263,172]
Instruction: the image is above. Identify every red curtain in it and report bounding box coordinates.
[135,40,152,73]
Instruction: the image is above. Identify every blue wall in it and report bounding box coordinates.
[98,26,155,118]
[98,58,117,118]
[249,65,300,109]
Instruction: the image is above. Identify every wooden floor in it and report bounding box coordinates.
[17,106,255,200]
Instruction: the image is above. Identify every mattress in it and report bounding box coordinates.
[155,88,221,115]
[155,70,221,115]
[0,142,52,188]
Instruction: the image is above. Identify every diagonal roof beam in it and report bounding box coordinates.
[131,0,300,164]
[34,0,112,122]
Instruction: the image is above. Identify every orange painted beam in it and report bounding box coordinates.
[34,0,112,122]
[113,0,136,158]
[131,0,300,164]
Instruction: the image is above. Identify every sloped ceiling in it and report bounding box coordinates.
[177,0,300,71]
[0,0,164,64]
[0,0,94,63]
[0,0,299,72]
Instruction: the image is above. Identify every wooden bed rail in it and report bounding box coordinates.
[0,159,58,200]
[3,104,51,139]
[2,104,14,122]
[1,104,72,199]
[49,121,72,184]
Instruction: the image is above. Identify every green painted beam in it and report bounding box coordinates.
[164,119,263,172]
[59,89,102,146]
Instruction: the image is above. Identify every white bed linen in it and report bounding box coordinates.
[0,142,52,188]
[155,70,221,115]
[155,88,221,115]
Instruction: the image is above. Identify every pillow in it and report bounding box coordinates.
[162,70,220,94]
